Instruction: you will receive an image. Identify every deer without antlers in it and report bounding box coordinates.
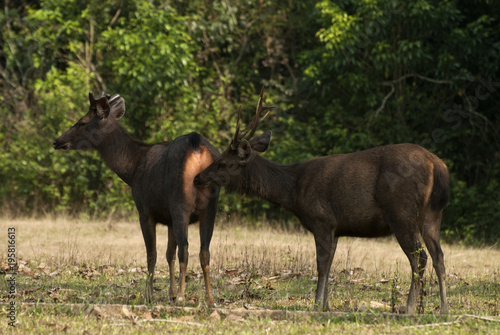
[54,92,220,306]
[194,89,449,314]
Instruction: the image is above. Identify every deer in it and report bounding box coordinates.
[194,89,449,314]
[54,92,220,307]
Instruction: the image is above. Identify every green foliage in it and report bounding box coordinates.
[1,0,499,244]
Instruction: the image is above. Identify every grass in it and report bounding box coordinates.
[0,217,499,334]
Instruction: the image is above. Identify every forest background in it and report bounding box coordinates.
[1,0,500,246]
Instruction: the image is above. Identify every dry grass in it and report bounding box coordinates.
[1,217,499,334]
[2,217,498,278]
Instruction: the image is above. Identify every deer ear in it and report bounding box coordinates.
[96,97,110,119]
[237,139,252,165]
[249,130,271,153]
[109,96,125,120]
[89,91,97,107]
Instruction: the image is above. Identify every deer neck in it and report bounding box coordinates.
[237,155,297,211]
[96,124,144,186]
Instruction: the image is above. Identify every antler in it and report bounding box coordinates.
[231,87,274,149]
[108,93,121,107]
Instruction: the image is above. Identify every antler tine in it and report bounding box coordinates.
[242,88,274,141]
[231,88,274,148]
[231,105,242,150]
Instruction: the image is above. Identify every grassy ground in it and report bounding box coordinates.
[0,217,499,334]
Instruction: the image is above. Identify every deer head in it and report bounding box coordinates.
[53,92,125,151]
[194,88,274,188]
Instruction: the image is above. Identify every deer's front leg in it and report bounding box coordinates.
[140,214,157,304]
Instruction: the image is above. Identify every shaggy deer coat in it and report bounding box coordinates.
[54,92,220,306]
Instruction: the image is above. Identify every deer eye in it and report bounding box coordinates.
[217,162,227,169]
[75,122,86,128]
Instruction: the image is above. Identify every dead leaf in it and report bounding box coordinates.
[251,279,264,289]
[99,265,115,276]
[280,272,301,280]
[265,282,275,290]
[394,306,406,314]
[209,310,221,321]
[122,306,134,319]
[225,268,239,275]
[243,305,258,310]
[47,323,68,331]
[231,276,246,285]
[350,278,365,283]
[174,315,194,322]
[18,264,33,275]
[91,306,105,320]
[142,311,153,320]
[23,287,41,294]
[0,261,10,272]
[225,314,244,322]
[370,301,388,309]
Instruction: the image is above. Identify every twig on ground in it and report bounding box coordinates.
[136,318,207,327]
[462,314,500,323]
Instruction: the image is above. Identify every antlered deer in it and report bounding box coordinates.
[54,92,220,306]
[194,89,449,314]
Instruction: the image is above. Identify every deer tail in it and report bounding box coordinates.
[430,157,450,211]
[187,132,202,151]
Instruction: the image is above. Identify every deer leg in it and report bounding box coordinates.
[421,210,448,314]
[312,227,336,311]
[323,236,338,306]
[390,217,427,314]
[198,202,216,308]
[166,226,178,301]
[139,214,157,304]
[171,211,189,305]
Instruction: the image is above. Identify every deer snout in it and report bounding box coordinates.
[53,138,69,150]
[194,174,210,187]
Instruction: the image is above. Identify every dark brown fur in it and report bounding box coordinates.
[54,92,220,306]
[195,130,449,314]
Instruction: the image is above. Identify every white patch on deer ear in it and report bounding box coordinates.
[238,139,252,165]
[110,98,125,120]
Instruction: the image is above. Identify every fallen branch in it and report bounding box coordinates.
[136,318,207,327]
[107,318,207,327]
[401,313,500,330]
[462,314,500,323]
[402,321,456,329]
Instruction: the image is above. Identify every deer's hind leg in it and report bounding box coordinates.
[198,197,217,307]
[166,226,178,301]
[311,222,337,311]
[386,210,427,314]
[421,209,448,314]
[170,207,190,305]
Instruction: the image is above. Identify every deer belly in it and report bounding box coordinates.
[336,213,392,238]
